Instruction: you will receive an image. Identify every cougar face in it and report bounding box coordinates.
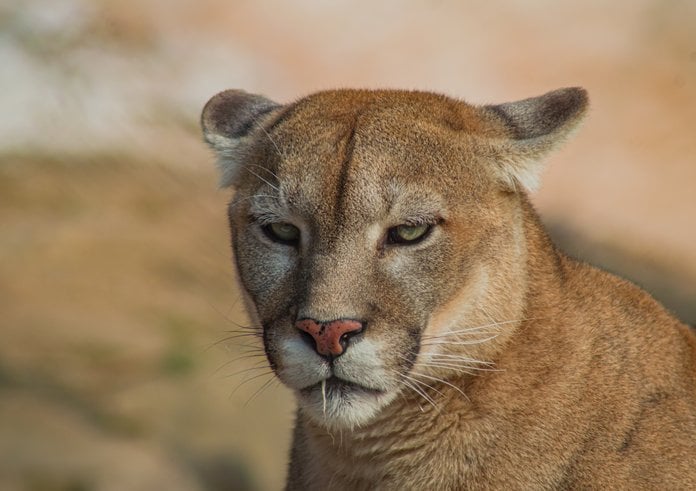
[203,88,587,428]
[203,88,696,489]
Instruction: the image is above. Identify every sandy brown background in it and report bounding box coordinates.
[1,1,694,490]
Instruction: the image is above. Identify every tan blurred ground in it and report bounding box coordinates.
[1,1,694,490]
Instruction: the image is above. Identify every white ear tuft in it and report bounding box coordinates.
[494,156,543,193]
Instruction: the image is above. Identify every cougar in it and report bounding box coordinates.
[201,87,696,489]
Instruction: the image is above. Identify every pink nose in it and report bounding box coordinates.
[295,318,364,357]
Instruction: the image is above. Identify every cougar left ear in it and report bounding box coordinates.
[201,89,282,187]
[484,87,589,192]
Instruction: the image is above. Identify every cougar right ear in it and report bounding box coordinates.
[483,87,589,193]
[201,89,281,187]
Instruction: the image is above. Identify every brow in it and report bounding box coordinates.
[397,210,443,225]
[386,189,446,224]
[247,194,289,222]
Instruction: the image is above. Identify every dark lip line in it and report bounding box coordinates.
[299,376,385,395]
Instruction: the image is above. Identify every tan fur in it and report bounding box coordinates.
[201,87,696,489]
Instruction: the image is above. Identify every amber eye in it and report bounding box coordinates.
[262,222,300,245]
[387,224,431,245]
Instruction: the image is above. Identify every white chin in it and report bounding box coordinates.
[297,379,395,429]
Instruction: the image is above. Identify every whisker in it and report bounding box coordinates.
[421,334,500,347]
[421,324,501,340]
[245,163,282,182]
[214,332,263,344]
[226,352,267,362]
[409,372,469,401]
[252,118,287,162]
[206,302,246,328]
[244,373,277,406]
[205,333,262,354]
[402,352,499,377]
[423,317,545,340]
[221,324,259,332]
[426,325,503,336]
[397,370,443,407]
[415,360,500,373]
[233,342,266,352]
[424,330,501,340]
[406,349,496,365]
[203,334,264,356]
[222,364,271,379]
[228,193,280,212]
[424,354,496,366]
[245,167,280,192]
[202,307,258,345]
[230,369,275,396]
[402,373,446,399]
[212,352,267,375]
[396,375,439,411]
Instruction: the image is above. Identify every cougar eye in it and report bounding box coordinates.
[387,224,431,245]
[262,222,300,245]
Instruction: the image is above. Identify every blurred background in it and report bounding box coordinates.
[1,0,694,489]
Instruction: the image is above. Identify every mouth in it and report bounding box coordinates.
[300,376,385,399]
[295,375,395,428]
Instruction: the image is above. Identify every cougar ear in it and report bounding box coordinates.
[484,87,589,192]
[201,89,281,187]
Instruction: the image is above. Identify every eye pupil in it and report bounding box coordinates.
[387,224,431,245]
[264,222,300,245]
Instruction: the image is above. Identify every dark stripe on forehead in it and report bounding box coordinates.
[334,119,358,224]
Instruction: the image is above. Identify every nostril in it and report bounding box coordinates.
[339,332,350,351]
[338,326,363,352]
[340,323,364,343]
[299,329,316,349]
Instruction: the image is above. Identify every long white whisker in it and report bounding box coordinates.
[393,368,441,407]
[245,167,280,192]
[425,354,496,365]
[403,351,500,375]
[235,193,280,202]
[402,373,446,399]
[397,375,439,411]
[422,318,536,340]
[425,317,548,341]
[422,334,500,347]
[424,330,501,340]
[228,194,280,212]
[415,360,501,373]
[409,372,469,401]
[404,350,496,366]
[245,163,281,181]
[252,118,286,161]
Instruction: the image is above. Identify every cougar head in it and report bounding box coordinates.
[201,88,587,428]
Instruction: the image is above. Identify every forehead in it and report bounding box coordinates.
[248,91,490,224]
